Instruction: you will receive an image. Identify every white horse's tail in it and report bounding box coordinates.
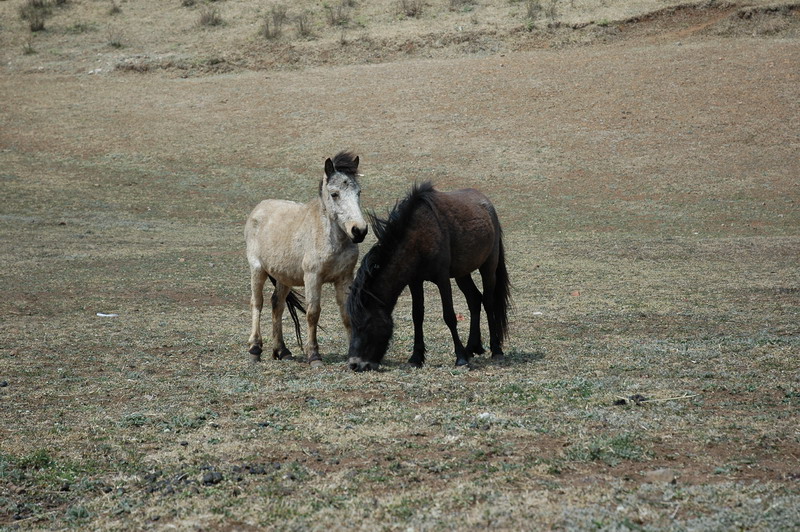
[268,275,306,350]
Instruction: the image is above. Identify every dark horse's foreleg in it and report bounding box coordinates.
[436,278,470,367]
[455,275,486,356]
[408,281,426,368]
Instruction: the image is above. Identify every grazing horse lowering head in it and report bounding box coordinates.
[347,262,395,372]
[321,152,368,244]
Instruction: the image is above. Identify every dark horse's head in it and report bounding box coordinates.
[346,243,394,372]
[346,182,436,371]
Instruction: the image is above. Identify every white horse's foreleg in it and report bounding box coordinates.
[270,281,293,360]
[304,273,323,367]
[334,277,352,341]
[248,267,268,361]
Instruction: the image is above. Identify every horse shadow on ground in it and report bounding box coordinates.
[317,348,546,372]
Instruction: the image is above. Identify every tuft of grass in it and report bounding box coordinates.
[22,38,37,55]
[66,21,96,34]
[198,6,222,27]
[108,31,124,48]
[108,1,122,15]
[396,0,424,18]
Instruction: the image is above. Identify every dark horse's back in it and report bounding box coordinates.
[412,186,500,278]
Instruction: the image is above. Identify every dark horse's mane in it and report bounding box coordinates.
[347,181,437,324]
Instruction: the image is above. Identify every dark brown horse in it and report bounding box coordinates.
[347,181,510,371]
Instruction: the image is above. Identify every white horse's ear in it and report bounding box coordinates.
[324,158,335,180]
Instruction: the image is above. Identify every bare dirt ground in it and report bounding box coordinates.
[1,0,799,529]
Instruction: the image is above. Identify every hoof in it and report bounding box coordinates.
[467,344,486,356]
[309,359,324,369]
[272,347,292,360]
[348,358,376,372]
[491,351,505,361]
[455,357,471,368]
[407,354,425,368]
[249,345,262,362]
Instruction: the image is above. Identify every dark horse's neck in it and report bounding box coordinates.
[351,234,421,326]
[350,181,437,324]
[364,248,415,313]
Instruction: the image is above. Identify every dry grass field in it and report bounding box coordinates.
[1,0,799,529]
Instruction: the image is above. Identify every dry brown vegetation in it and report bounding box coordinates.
[1,0,799,529]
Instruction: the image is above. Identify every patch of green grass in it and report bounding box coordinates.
[565,434,649,466]
[496,382,539,404]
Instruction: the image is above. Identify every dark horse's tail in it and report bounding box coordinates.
[267,275,306,350]
[492,229,512,345]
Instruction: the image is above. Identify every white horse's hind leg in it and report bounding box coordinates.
[248,267,268,362]
[304,273,323,367]
[270,281,293,360]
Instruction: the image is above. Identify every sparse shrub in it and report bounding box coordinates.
[544,0,558,20]
[19,0,52,32]
[181,0,196,6]
[108,1,121,15]
[198,6,222,27]
[325,2,350,26]
[295,11,312,37]
[525,0,542,20]
[449,0,474,11]
[259,19,280,39]
[270,4,288,27]
[397,0,424,18]
[259,4,287,39]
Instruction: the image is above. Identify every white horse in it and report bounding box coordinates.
[245,152,368,367]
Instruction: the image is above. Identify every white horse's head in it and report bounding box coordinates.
[321,152,368,244]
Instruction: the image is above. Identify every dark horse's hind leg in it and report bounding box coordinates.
[479,265,504,360]
[455,275,486,356]
[407,281,426,368]
[436,277,470,367]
